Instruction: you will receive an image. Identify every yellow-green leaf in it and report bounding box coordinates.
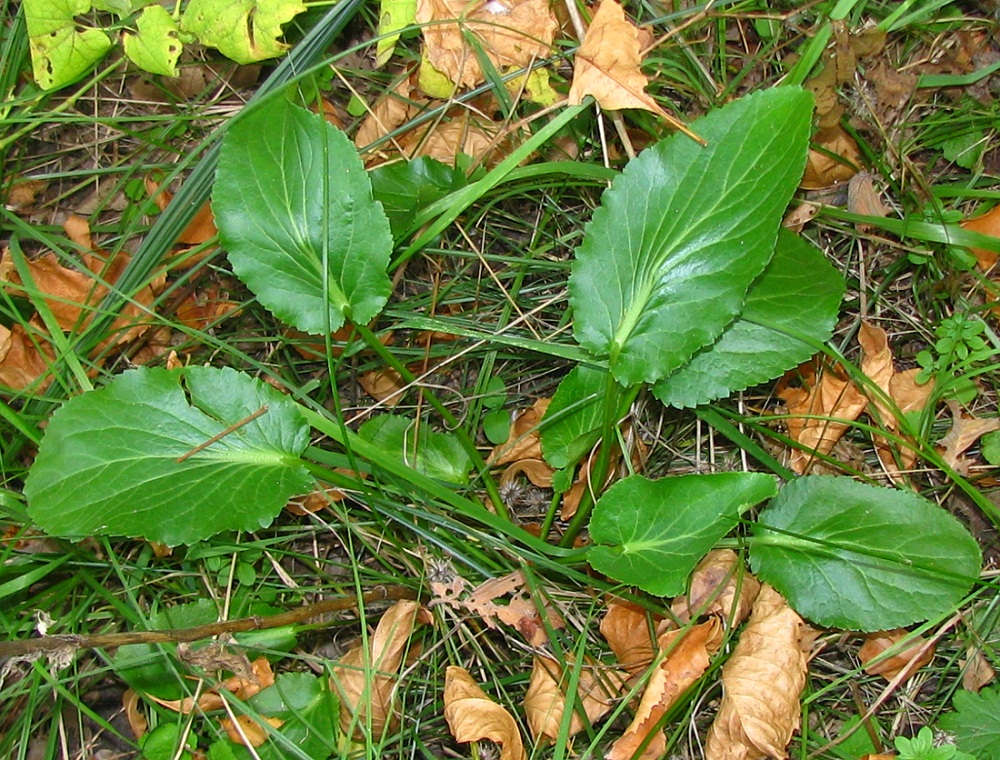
[122,5,182,77]
[24,0,113,90]
[181,0,307,64]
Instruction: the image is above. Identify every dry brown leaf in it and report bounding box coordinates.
[800,125,861,189]
[500,458,555,488]
[417,0,557,90]
[847,173,890,222]
[523,655,627,741]
[330,600,432,740]
[705,585,812,760]
[491,398,549,464]
[938,399,1000,475]
[859,629,934,682]
[122,689,148,740]
[359,367,408,405]
[777,358,867,474]
[145,177,218,249]
[355,79,423,160]
[671,549,760,626]
[0,322,55,391]
[782,203,819,234]
[960,203,1000,270]
[445,666,527,760]
[400,109,506,166]
[221,714,284,748]
[150,656,275,714]
[5,178,48,215]
[961,647,996,692]
[858,323,935,480]
[609,618,724,760]
[568,0,665,116]
[600,599,659,676]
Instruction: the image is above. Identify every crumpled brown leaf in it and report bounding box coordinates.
[429,567,564,647]
[858,322,935,481]
[671,549,760,626]
[491,398,550,465]
[444,665,527,760]
[523,654,627,741]
[417,0,557,90]
[150,656,274,714]
[221,714,284,748]
[145,177,218,253]
[705,585,813,760]
[961,646,996,693]
[859,629,934,682]
[568,0,663,116]
[609,618,724,760]
[600,598,660,677]
[330,600,432,740]
[938,399,1000,475]
[777,358,867,474]
[778,322,934,477]
[800,125,861,189]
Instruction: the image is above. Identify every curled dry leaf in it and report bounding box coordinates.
[523,655,627,741]
[359,367,407,406]
[145,177,218,251]
[608,618,724,760]
[122,689,148,740]
[221,714,284,748]
[445,666,527,760]
[491,398,549,465]
[671,549,760,626]
[330,600,432,740]
[938,399,1000,475]
[568,0,663,116]
[600,599,660,676]
[417,0,557,90]
[500,458,555,488]
[705,585,813,760]
[960,202,1000,270]
[858,322,935,481]
[150,656,275,714]
[777,358,866,474]
[800,125,861,189]
[961,647,996,692]
[0,322,54,391]
[859,629,935,682]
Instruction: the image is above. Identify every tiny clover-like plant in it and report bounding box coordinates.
[23,0,306,90]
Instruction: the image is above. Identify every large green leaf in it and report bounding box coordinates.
[369,156,467,241]
[588,473,777,596]
[569,87,813,386]
[751,476,982,631]
[653,229,843,408]
[939,688,1000,759]
[24,0,113,90]
[181,0,306,64]
[24,367,312,545]
[214,98,393,334]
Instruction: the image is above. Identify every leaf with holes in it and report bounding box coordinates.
[24,366,312,545]
[24,0,113,90]
[214,97,393,334]
[180,0,307,64]
[570,87,813,386]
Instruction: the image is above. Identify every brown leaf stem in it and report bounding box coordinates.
[0,585,417,658]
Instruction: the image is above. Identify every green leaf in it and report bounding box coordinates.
[369,156,468,241]
[141,723,196,760]
[981,430,1000,465]
[24,0,113,90]
[751,476,982,630]
[540,365,609,470]
[180,0,306,64]
[483,409,510,445]
[122,5,182,77]
[214,98,393,334]
[588,473,777,596]
[358,415,473,484]
[939,687,1000,758]
[113,599,218,699]
[239,673,336,760]
[24,366,312,545]
[375,0,416,67]
[570,87,813,386]
[653,229,843,407]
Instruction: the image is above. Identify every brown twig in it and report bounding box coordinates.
[176,404,269,463]
[0,585,417,658]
